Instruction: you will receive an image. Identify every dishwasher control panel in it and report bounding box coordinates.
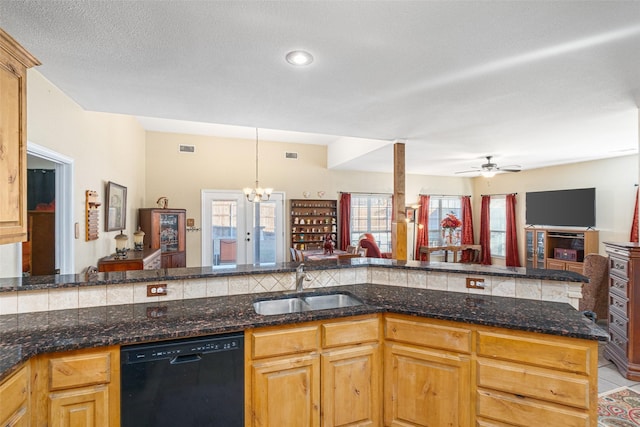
[122,333,243,364]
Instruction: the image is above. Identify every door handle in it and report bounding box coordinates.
[170,354,202,365]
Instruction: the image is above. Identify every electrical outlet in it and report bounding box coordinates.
[147,284,168,297]
[466,277,485,289]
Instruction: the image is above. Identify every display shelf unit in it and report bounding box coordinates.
[290,199,337,251]
[524,227,598,273]
[138,208,186,268]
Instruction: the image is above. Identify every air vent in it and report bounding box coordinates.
[285,152,298,159]
[179,144,195,153]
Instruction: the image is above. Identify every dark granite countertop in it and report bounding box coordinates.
[0,283,607,382]
[0,258,587,292]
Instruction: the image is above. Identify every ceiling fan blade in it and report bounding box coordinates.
[497,168,521,172]
[455,169,481,174]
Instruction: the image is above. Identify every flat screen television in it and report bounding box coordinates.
[525,188,596,228]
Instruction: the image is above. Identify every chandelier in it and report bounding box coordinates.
[243,128,273,202]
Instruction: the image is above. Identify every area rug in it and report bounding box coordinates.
[599,387,640,426]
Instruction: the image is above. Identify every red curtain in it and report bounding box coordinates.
[479,195,492,265]
[339,193,351,251]
[460,196,474,262]
[415,195,430,260]
[505,194,521,267]
[631,187,639,243]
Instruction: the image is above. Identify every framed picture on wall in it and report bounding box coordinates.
[106,181,127,231]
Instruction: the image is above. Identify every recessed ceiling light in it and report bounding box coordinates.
[285,50,313,66]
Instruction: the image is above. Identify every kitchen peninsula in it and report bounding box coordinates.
[0,259,607,426]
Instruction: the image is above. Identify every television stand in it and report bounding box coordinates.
[524,227,599,272]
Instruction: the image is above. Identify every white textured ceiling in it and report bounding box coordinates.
[1,1,639,176]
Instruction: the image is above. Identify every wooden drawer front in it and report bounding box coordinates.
[477,389,590,427]
[609,255,629,279]
[610,276,628,298]
[477,358,590,409]
[609,292,629,317]
[609,329,628,355]
[477,331,590,374]
[609,310,628,338]
[251,325,318,359]
[322,316,379,348]
[49,352,111,391]
[385,316,471,354]
[565,262,584,274]
[0,364,29,423]
[476,419,516,427]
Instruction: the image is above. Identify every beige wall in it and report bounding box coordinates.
[0,70,146,278]
[144,131,475,266]
[472,155,638,265]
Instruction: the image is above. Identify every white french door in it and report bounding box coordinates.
[201,190,285,267]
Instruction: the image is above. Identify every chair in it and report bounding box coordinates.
[289,248,297,262]
[357,234,392,259]
[579,253,609,322]
[358,238,382,258]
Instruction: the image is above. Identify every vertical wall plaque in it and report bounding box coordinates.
[85,190,100,241]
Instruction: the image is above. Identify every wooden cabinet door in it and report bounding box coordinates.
[0,363,30,427]
[546,258,566,271]
[49,385,109,427]
[321,344,381,427]
[384,342,471,427]
[250,354,320,427]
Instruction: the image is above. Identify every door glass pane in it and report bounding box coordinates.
[160,213,179,253]
[252,202,276,265]
[211,200,237,266]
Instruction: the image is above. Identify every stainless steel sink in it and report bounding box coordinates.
[303,293,363,310]
[253,297,306,315]
[253,292,363,315]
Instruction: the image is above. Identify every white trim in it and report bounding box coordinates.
[27,142,75,274]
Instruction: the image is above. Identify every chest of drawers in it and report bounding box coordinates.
[604,242,640,380]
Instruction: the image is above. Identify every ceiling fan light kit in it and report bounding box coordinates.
[455,155,521,177]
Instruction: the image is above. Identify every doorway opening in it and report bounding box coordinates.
[26,142,74,275]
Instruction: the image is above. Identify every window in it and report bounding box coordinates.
[428,196,462,245]
[350,194,392,252]
[489,196,506,257]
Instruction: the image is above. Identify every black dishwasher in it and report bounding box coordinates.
[121,332,244,427]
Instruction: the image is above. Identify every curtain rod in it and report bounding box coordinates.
[418,193,471,197]
[338,191,393,196]
[481,192,518,196]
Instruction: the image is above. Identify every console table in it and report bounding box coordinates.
[97,247,162,272]
[419,244,481,263]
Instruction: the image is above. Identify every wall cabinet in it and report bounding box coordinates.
[0,362,30,427]
[604,242,640,381]
[290,199,337,251]
[32,346,120,427]
[524,227,598,271]
[138,208,186,268]
[0,29,40,244]
[246,315,380,427]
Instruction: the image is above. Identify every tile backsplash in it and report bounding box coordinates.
[0,266,580,315]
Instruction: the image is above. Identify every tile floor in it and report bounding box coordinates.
[598,343,640,394]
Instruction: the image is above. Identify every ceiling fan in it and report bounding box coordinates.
[455,156,521,177]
